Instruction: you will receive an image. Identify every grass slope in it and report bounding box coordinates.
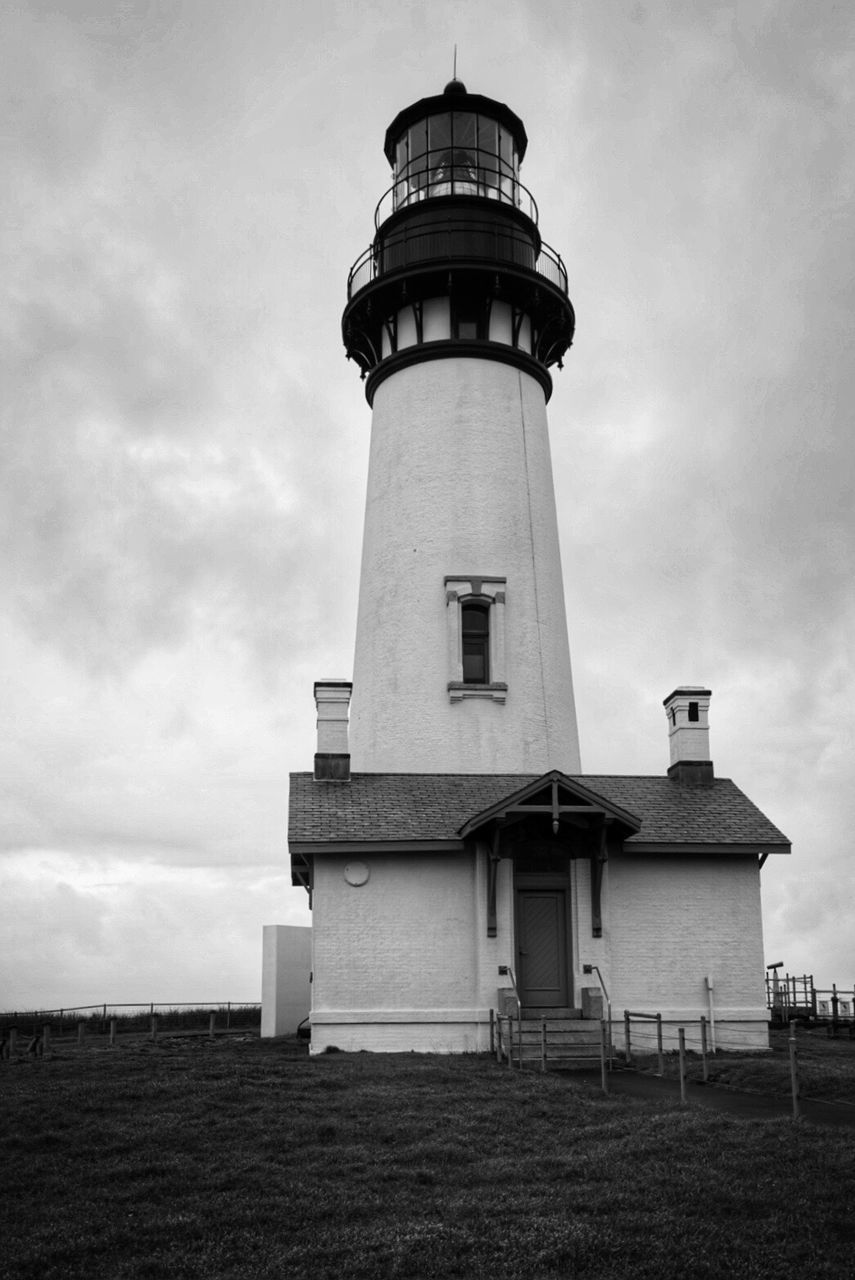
[2,1039,853,1279]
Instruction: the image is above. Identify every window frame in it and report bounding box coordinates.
[461,600,490,684]
[445,576,507,702]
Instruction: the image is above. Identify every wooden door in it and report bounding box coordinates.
[516,889,570,1008]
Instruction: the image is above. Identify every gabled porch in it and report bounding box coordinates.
[459,770,640,1015]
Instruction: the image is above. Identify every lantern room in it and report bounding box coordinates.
[342,80,576,404]
[382,79,529,218]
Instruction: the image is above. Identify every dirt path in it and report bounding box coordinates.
[591,1068,855,1126]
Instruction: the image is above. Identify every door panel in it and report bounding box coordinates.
[517,889,569,1007]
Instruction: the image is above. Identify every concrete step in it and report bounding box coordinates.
[516,1020,602,1034]
[520,1007,581,1019]
[496,1015,607,1070]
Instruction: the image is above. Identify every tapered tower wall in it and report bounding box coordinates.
[348,355,581,774]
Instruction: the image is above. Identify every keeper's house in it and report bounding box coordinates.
[289,685,789,1054]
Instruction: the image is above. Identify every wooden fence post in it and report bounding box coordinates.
[600,1020,609,1096]
[109,1018,117,1046]
[77,1021,85,1046]
[9,1028,17,1057]
[209,1011,216,1041]
[700,1016,709,1082]
[789,1025,800,1120]
[150,1014,159,1043]
[624,1010,631,1066]
[678,1028,687,1104]
[656,1013,664,1076]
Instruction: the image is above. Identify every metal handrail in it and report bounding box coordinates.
[347,225,568,301]
[497,963,521,1015]
[375,165,539,229]
[582,963,613,1069]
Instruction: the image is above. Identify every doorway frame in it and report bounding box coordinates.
[513,869,574,1010]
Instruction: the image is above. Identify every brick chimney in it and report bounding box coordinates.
[663,686,713,786]
[314,680,352,781]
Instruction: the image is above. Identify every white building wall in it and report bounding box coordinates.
[260,925,312,1038]
[606,855,768,1049]
[349,357,580,775]
[309,849,516,1053]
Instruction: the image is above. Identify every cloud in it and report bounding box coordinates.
[1,0,852,1007]
[0,851,308,1009]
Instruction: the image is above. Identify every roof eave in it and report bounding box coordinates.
[621,841,791,856]
[288,839,466,857]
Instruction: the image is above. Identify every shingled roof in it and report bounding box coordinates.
[289,771,790,854]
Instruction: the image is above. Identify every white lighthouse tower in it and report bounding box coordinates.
[343,79,580,775]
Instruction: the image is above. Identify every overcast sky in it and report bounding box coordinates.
[3,0,852,1010]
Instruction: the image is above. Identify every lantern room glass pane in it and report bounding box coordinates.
[394,135,410,209]
[406,120,429,198]
[477,116,499,192]
[454,112,476,150]
[498,126,516,202]
[428,112,452,156]
[499,127,515,173]
[477,115,497,153]
[451,112,478,194]
[410,120,427,161]
[427,112,453,196]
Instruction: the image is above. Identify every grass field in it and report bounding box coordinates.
[2,1034,854,1280]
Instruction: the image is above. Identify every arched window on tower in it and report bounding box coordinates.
[446,577,507,703]
[461,601,490,684]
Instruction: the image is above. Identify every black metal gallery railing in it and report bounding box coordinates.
[347,219,568,301]
[375,164,539,229]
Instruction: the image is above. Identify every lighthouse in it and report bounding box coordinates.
[342,78,580,774]
[273,80,790,1057]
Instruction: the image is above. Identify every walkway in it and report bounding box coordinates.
[575,1068,855,1127]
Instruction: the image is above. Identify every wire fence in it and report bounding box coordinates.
[620,1009,855,1114]
[489,1008,824,1119]
[622,1012,771,1059]
[0,1002,261,1045]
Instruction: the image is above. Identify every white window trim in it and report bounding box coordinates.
[445,576,507,703]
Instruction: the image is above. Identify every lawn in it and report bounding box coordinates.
[2,1036,853,1279]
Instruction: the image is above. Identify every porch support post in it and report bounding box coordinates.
[590,819,610,937]
[487,829,500,937]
